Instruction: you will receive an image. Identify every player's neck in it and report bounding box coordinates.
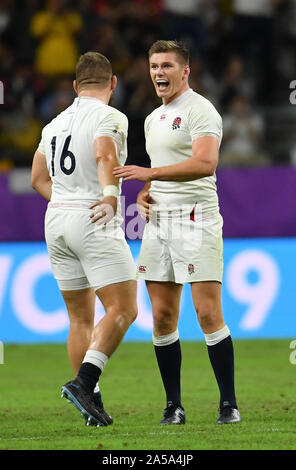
[162,83,190,106]
[78,89,110,104]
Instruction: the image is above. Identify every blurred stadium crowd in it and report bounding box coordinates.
[0,0,296,170]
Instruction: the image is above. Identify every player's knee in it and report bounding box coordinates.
[127,305,138,325]
[69,314,93,329]
[107,304,138,326]
[120,308,138,327]
[196,301,220,331]
[153,306,178,334]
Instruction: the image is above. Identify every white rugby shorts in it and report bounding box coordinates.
[137,209,223,284]
[45,204,136,291]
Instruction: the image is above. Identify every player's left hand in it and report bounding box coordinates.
[113,165,153,182]
[89,196,117,224]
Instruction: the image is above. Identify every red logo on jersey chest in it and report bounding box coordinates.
[160,114,166,120]
[172,116,181,130]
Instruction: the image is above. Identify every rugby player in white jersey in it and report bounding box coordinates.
[113,41,241,425]
[31,52,137,427]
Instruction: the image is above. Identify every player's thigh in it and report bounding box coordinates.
[61,287,95,325]
[81,235,136,292]
[191,281,224,333]
[95,280,137,322]
[45,208,89,285]
[145,281,183,334]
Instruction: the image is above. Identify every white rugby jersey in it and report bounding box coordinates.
[145,88,222,213]
[38,96,128,205]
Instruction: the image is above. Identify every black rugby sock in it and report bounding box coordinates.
[77,362,102,392]
[207,335,237,409]
[154,339,182,407]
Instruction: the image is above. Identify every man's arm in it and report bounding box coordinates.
[31,150,52,201]
[113,136,219,183]
[90,136,120,224]
[95,136,120,188]
[137,181,152,221]
[152,136,219,181]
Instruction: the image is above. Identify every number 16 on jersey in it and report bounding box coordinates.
[50,135,76,176]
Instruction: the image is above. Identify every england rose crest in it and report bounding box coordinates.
[172,116,181,130]
[188,263,195,275]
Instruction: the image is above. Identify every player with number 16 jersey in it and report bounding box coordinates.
[39,95,127,229]
[31,52,137,428]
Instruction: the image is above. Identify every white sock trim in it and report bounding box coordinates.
[204,325,230,346]
[153,329,179,347]
[82,349,109,372]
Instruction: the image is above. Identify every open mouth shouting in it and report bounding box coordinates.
[156,78,170,91]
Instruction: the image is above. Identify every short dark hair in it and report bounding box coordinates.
[148,40,189,65]
[76,52,113,90]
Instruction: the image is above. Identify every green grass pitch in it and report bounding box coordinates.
[0,340,295,450]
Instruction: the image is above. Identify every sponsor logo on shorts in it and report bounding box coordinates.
[138,265,147,273]
[188,263,195,275]
[172,116,181,130]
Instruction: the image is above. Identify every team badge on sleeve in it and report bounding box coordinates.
[172,117,181,130]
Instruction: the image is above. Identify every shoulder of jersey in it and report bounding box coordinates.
[108,105,128,123]
[92,102,128,123]
[188,90,221,116]
[93,101,126,117]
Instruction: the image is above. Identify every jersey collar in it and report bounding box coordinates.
[162,88,193,109]
[74,96,105,105]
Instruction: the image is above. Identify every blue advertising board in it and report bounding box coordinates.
[0,239,295,343]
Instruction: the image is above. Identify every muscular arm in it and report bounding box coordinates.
[94,136,120,189]
[31,150,52,201]
[113,136,219,183]
[152,136,219,181]
[90,136,120,223]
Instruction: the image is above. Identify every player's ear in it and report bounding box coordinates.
[73,80,78,94]
[183,65,190,81]
[111,75,117,91]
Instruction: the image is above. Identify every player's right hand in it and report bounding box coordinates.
[89,196,117,225]
[137,190,152,222]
